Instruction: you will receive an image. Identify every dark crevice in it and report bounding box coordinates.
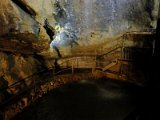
[11,0,36,17]
[43,19,62,58]
[43,19,55,41]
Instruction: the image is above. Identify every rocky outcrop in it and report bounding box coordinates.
[0,52,50,95]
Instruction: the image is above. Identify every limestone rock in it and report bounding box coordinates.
[0,0,159,44]
[0,52,45,94]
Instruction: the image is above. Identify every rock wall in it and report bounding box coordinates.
[74,0,159,43]
[0,0,159,86]
[0,0,159,44]
[0,52,51,95]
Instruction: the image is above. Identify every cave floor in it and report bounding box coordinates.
[12,78,144,120]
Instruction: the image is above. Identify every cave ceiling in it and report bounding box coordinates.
[0,0,159,56]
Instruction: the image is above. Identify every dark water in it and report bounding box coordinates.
[12,79,144,120]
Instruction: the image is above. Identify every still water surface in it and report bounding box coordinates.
[13,79,143,120]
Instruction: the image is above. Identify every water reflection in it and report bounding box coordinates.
[12,79,143,120]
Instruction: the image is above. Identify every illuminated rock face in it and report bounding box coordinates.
[0,0,18,35]
[0,0,159,77]
[0,52,44,93]
[0,0,159,78]
[75,0,159,39]
[0,0,159,42]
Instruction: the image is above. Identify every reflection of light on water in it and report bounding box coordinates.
[98,87,123,99]
[78,80,126,99]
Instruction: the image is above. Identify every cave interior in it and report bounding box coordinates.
[0,0,160,120]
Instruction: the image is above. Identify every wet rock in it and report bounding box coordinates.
[0,52,46,95]
[0,0,159,44]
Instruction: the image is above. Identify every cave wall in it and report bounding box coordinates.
[0,0,159,82]
[0,52,54,96]
[0,1,159,116]
[73,0,159,43]
[0,0,38,36]
[0,0,159,44]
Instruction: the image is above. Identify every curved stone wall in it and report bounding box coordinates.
[0,0,159,44]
